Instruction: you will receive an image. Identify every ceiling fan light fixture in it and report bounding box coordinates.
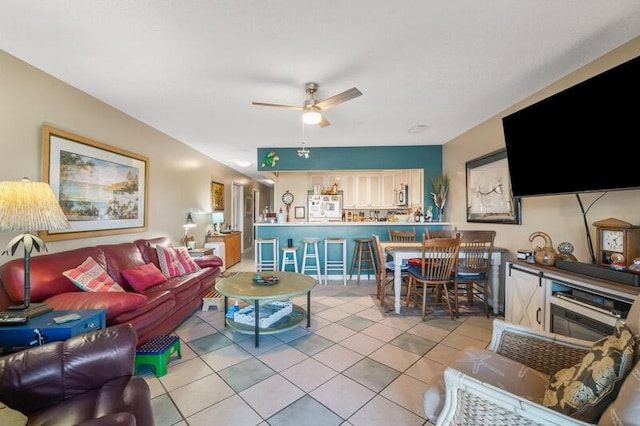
[302,108,322,125]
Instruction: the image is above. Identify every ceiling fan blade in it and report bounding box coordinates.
[315,87,362,110]
[318,116,331,127]
[252,101,302,111]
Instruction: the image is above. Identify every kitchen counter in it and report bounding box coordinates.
[254,222,452,281]
[255,221,450,226]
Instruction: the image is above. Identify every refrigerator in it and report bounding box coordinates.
[308,191,343,222]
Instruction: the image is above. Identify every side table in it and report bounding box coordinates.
[188,247,214,258]
[0,309,106,352]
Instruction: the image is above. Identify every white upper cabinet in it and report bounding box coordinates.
[302,170,421,209]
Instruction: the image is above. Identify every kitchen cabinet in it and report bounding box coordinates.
[341,174,356,208]
[380,172,395,208]
[356,174,381,208]
[505,261,545,331]
[409,169,424,208]
[206,231,242,268]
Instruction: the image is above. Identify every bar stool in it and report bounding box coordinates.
[301,238,322,283]
[281,245,300,272]
[255,237,279,271]
[349,237,377,284]
[324,237,347,286]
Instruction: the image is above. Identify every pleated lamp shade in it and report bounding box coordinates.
[0,179,70,232]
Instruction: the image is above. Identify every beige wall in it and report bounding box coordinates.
[444,36,640,262]
[0,50,270,264]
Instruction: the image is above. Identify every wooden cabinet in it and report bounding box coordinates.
[206,231,242,268]
[505,261,545,331]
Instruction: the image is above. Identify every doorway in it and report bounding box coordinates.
[231,182,244,251]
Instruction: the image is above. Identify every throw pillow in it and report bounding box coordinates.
[63,257,125,292]
[543,320,635,422]
[121,263,167,292]
[156,246,201,278]
[0,402,27,426]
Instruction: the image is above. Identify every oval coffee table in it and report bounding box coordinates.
[215,271,316,347]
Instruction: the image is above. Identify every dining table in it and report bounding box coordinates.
[380,241,509,315]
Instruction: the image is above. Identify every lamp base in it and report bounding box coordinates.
[5,302,53,318]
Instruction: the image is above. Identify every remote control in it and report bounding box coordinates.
[53,313,81,324]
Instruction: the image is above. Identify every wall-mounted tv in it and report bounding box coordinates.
[502,55,640,198]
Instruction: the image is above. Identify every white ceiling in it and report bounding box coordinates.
[2,1,640,183]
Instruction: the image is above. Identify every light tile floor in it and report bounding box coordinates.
[142,248,502,426]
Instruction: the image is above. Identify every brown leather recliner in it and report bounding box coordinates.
[0,323,153,426]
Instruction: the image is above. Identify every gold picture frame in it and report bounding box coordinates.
[211,181,224,211]
[41,125,149,241]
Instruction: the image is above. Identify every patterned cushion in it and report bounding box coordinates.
[121,262,167,292]
[543,320,635,422]
[63,257,125,292]
[424,347,549,422]
[155,246,201,278]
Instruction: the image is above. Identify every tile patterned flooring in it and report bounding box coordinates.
[143,249,501,426]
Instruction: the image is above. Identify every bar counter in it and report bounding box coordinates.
[254,221,451,279]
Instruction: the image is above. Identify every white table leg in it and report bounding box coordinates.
[394,256,402,314]
[490,252,502,314]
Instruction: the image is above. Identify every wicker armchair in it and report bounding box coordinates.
[426,318,640,426]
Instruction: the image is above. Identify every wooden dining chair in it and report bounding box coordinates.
[388,227,417,242]
[405,233,462,321]
[424,227,458,239]
[451,230,496,318]
[371,233,409,309]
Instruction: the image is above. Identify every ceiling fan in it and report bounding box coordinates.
[252,82,362,127]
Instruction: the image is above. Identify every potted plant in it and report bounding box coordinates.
[430,174,449,221]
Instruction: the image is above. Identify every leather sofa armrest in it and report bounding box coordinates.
[0,324,137,414]
[77,412,137,426]
[193,255,223,268]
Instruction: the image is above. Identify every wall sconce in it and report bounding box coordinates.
[211,212,224,234]
[298,141,310,159]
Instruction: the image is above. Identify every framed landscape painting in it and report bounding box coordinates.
[41,125,149,241]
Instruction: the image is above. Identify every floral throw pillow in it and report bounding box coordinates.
[63,257,125,292]
[543,320,635,422]
[155,246,201,278]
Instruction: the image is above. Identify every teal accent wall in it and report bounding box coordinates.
[257,145,443,211]
[257,146,441,171]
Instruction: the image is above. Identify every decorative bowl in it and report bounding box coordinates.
[253,275,279,285]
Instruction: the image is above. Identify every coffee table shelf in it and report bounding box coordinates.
[225,305,306,335]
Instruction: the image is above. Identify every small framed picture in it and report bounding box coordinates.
[294,206,305,219]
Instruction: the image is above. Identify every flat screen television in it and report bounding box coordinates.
[502,55,640,198]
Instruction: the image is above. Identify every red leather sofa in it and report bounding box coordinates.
[0,323,153,426]
[0,237,222,346]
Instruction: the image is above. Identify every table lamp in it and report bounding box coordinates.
[212,212,224,234]
[183,212,196,247]
[0,178,70,316]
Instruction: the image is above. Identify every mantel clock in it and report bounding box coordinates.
[593,218,640,267]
